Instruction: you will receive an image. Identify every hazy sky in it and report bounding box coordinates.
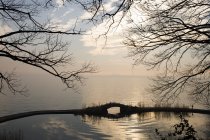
[48,0,155,76]
[0,0,157,77]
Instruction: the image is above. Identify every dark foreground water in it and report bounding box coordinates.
[1,113,210,139]
[0,76,210,139]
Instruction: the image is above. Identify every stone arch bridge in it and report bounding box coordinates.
[82,102,138,118]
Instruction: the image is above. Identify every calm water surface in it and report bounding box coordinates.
[0,76,210,139]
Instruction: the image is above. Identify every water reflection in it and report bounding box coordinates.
[82,112,210,139]
[0,112,210,139]
[40,117,82,139]
[82,113,158,139]
[0,115,112,140]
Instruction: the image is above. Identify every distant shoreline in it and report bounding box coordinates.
[0,102,209,123]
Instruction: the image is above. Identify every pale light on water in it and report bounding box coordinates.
[1,113,209,139]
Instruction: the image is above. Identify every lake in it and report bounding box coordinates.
[0,76,210,139]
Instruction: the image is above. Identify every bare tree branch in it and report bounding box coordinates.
[124,0,210,106]
[0,0,102,94]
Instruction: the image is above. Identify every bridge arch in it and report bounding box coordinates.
[98,103,130,115]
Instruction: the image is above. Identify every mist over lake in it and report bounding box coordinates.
[0,76,210,139]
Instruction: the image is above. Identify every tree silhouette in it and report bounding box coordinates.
[123,0,210,106]
[4,0,208,105]
[0,0,97,94]
[155,115,201,140]
[0,0,133,94]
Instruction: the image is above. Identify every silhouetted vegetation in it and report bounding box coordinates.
[0,129,23,140]
[155,115,202,140]
[64,0,210,106]
[122,0,210,106]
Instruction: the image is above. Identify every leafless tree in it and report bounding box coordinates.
[0,0,134,95]
[5,0,208,107]
[0,0,95,94]
[124,0,210,106]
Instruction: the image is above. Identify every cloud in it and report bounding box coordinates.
[49,0,143,56]
[80,16,129,56]
[55,0,66,7]
[0,24,12,35]
[82,31,126,56]
[50,18,76,31]
[78,0,130,56]
[48,7,76,32]
[39,117,90,139]
[80,2,143,56]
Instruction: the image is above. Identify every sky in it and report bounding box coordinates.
[0,0,158,78]
[46,0,156,76]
